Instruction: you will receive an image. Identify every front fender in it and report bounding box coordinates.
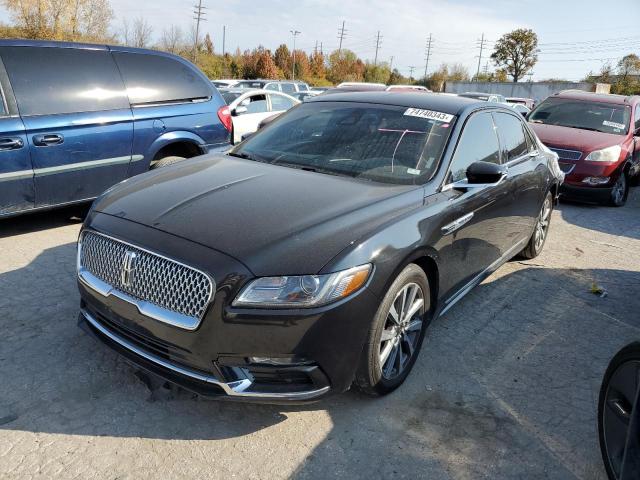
[146,131,207,160]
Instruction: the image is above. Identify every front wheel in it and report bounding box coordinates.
[520,191,553,259]
[151,156,187,169]
[609,173,628,207]
[355,264,430,396]
[598,342,640,480]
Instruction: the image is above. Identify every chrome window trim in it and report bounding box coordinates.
[81,308,330,400]
[77,230,215,331]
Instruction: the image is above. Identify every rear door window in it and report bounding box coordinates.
[269,94,296,111]
[449,112,500,182]
[113,52,211,105]
[0,46,129,116]
[493,112,529,162]
[241,94,268,114]
[280,83,296,94]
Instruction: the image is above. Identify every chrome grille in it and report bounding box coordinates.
[549,147,582,161]
[79,231,213,321]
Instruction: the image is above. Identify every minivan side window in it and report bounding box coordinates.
[493,112,528,162]
[448,112,500,182]
[0,46,129,116]
[113,52,211,105]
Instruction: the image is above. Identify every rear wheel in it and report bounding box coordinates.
[151,156,186,169]
[520,191,553,259]
[609,173,628,207]
[598,342,640,479]
[355,264,430,396]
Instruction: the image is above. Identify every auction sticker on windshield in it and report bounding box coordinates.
[603,120,626,130]
[404,108,455,123]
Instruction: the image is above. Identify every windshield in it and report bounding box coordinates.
[221,91,242,104]
[231,102,455,185]
[236,81,265,89]
[529,98,631,135]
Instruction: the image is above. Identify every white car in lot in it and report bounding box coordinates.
[219,88,300,144]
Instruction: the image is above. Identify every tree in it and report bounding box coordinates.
[308,51,325,78]
[613,54,640,95]
[327,49,364,84]
[491,28,539,82]
[160,25,183,54]
[204,33,214,55]
[2,0,113,41]
[363,62,390,84]
[273,44,290,76]
[448,63,470,82]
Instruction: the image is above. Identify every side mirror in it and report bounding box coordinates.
[233,105,248,116]
[466,161,507,184]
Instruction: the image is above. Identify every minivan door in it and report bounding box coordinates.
[0,46,134,208]
[0,115,33,216]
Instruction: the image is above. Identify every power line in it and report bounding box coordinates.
[423,33,433,79]
[337,21,347,52]
[374,30,382,66]
[408,65,416,79]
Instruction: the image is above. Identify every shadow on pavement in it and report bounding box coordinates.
[0,204,89,238]
[0,238,639,478]
[556,186,639,241]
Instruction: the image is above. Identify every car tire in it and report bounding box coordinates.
[354,264,430,396]
[598,342,640,480]
[520,191,553,259]
[151,156,187,169]
[609,173,628,207]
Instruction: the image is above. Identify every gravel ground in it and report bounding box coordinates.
[1,189,639,480]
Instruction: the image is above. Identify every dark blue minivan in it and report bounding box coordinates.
[0,40,232,218]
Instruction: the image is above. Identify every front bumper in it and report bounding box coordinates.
[560,182,613,203]
[79,309,330,402]
[77,213,379,403]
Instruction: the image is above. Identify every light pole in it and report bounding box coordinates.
[290,29,301,80]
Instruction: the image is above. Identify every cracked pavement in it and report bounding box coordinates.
[0,189,639,479]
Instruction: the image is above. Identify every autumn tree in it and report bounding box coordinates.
[273,44,290,76]
[2,0,113,41]
[121,17,152,48]
[291,49,309,79]
[204,33,214,55]
[363,62,390,84]
[327,49,364,84]
[613,54,640,95]
[491,28,539,82]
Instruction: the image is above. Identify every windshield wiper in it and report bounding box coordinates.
[227,151,267,163]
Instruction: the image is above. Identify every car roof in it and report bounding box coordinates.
[552,90,639,105]
[307,91,501,116]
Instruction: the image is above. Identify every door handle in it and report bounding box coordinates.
[33,134,64,146]
[0,137,24,150]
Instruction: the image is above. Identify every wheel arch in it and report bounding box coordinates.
[147,131,207,163]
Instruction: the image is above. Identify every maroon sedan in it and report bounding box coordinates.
[529,91,640,206]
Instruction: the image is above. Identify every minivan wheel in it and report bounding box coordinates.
[520,191,553,259]
[355,264,430,396]
[598,342,640,480]
[609,173,628,207]
[151,156,187,169]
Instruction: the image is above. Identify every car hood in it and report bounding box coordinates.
[529,123,625,153]
[92,154,423,276]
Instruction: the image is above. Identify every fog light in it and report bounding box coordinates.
[582,176,610,185]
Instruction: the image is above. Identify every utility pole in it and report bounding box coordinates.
[475,33,488,81]
[222,25,226,56]
[389,56,394,71]
[320,42,323,54]
[408,66,416,80]
[423,33,433,79]
[483,61,489,75]
[192,0,206,63]
[290,29,301,80]
[314,40,318,55]
[337,21,347,52]
[374,30,382,66]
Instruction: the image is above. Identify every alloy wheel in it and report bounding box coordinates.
[379,283,425,380]
[601,358,640,479]
[534,195,552,252]
[612,175,627,206]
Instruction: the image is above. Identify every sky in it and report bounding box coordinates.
[2,0,639,81]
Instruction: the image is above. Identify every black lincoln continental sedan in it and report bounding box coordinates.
[77,92,564,402]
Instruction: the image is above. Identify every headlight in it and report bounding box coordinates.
[233,264,372,308]
[585,145,621,163]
